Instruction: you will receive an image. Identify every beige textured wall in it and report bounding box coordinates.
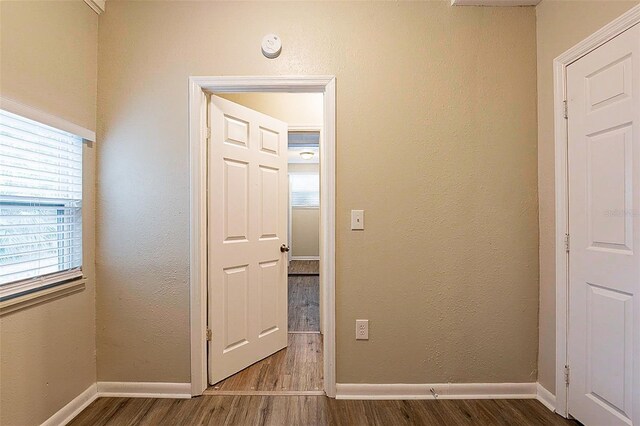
[97,1,538,384]
[292,208,320,258]
[536,0,639,395]
[0,2,98,425]
[220,93,323,126]
[0,1,98,132]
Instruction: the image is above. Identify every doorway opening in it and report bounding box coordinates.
[188,78,336,398]
[207,93,323,395]
[287,129,321,333]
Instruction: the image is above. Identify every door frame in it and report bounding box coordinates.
[188,76,337,397]
[553,6,640,418]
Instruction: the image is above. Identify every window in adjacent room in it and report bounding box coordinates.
[288,131,320,208]
[290,174,320,208]
[0,109,83,295]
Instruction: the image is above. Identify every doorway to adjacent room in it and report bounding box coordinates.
[188,80,336,397]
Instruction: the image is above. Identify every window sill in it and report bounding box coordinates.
[0,278,87,316]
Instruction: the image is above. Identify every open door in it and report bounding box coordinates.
[208,95,289,385]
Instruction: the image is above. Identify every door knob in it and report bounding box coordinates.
[280,244,290,253]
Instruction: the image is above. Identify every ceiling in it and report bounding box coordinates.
[288,131,320,164]
[288,146,319,164]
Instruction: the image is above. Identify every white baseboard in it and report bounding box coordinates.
[96,382,191,399]
[536,383,556,412]
[335,382,537,400]
[41,384,98,426]
[290,256,320,261]
[41,382,191,425]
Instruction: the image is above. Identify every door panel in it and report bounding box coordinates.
[224,115,249,147]
[585,285,633,415]
[223,159,249,242]
[587,126,632,251]
[587,55,631,111]
[258,260,280,337]
[208,95,288,385]
[260,127,280,154]
[567,24,640,426]
[259,165,280,239]
[223,265,249,352]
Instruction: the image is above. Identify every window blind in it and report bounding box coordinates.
[290,174,319,207]
[0,109,83,286]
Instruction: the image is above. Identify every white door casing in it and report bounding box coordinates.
[567,24,640,426]
[189,76,336,397]
[208,95,289,385]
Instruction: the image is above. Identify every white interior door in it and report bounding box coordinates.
[208,95,289,385]
[567,24,640,426]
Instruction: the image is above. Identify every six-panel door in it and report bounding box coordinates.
[567,24,640,426]
[208,95,288,385]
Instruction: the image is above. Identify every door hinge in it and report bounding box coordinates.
[206,329,212,341]
[564,365,570,385]
[563,100,568,119]
[564,233,570,253]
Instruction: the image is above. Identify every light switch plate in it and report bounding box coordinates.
[351,210,364,230]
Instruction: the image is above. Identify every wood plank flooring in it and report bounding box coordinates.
[70,395,579,426]
[288,275,320,332]
[288,260,320,275]
[208,333,323,392]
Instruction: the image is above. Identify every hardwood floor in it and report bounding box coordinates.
[70,395,579,426]
[288,275,320,332]
[208,333,323,393]
[288,259,320,275]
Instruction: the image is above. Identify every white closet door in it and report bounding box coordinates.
[567,24,640,426]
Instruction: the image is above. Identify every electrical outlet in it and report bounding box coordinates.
[356,319,369,340]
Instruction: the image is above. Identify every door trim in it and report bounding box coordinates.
[188,76,337,397]
[553,6,640,418]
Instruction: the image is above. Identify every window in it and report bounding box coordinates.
[290,174,319,207]
[0,109,83,292]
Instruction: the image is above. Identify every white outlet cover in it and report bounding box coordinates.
[356,319,369,340]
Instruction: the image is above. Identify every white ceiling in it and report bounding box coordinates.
[288,146,319,164]
[451,0,541,6]
[288,131,320,164]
